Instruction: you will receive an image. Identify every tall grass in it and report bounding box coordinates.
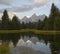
[0,42,9,54]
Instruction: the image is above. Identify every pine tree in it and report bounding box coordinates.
[1,10,11,30]
[37,20,42,30]
[49,3,60,30]
[43,16,49,30]
[12,15,21,29]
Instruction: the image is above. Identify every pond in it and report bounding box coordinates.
[9,36,51,54]
[0,34,60,54]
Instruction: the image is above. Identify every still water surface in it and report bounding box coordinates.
[0,34,60,54]
[9,36,52,54]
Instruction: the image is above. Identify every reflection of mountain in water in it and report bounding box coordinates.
[9,37,51,54]
[17,46,45,54]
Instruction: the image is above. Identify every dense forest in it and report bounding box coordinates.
[0,3,60,30]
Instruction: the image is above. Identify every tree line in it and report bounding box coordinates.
[0,3,60,30]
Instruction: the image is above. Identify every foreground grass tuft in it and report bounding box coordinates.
[0,43,9,54]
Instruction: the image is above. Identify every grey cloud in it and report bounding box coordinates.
[13,5,33,12]
[0,0,49,13]
[28,0,48,4]
[6,5,34,12]
[6,1,48,12]
[0,0,12,5]
[10,0,48,12]
[0,0,60,13]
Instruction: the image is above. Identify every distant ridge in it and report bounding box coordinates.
[21,14,46,23]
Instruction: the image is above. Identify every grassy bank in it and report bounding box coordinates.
[0,42,9,54]
[0,29,60,35]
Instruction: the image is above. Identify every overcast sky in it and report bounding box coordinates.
[0,0,60,19]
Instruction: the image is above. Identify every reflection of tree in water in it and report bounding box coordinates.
[37,34,60,54]
[50,35,60,54]
[0,33,20,46]
[0,34,60,54]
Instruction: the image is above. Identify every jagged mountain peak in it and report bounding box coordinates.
[30,13,37,18]
[21,14,46,23]
[23,16,28,19]
[32,13,37,16]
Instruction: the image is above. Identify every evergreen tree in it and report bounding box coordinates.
[1,10,11,30]
[43,16,49,30]
[49,3,60,30]
[0,20,2,29]
[21,22,25,29]
[28,22,33,29]
[12,15,21,30]
[37,20,42,30]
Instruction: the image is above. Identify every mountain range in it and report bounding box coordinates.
[20,14,46,23]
